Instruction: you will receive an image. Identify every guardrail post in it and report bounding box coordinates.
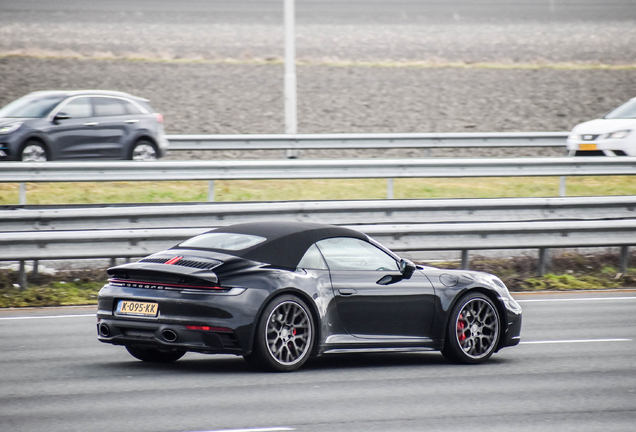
[620,246,630,274]
[18,260,26,291]
[559,176,567,197]
[286,149,300,159]
[110,258,117,267]
[538,248,551,276]
[208,180,215,202]
[19,183,26,205]
[560,148,569,197]
[387,178,394,199]
[31,260,39,284]
[461,250,470,269]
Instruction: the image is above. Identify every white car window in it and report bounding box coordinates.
[61,97,92,118]
[93,97,128,117]
[315,237,399,271]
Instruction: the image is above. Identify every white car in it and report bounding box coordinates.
[567,98,636,156]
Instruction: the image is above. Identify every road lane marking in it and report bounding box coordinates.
[189,428,295,432]
[0,314,95,320]
[516,297,636,303]
[521,338,631,344]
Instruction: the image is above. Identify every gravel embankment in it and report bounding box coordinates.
[2,56,636,159]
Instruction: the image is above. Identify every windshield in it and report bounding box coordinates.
[178,232,266,251]
[604,99,636,119]
[0,95,65,118]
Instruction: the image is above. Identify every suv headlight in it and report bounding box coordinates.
[607,130,631,139]
[0,122,23,135]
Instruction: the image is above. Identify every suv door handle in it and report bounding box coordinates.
[83,122,99,126]
[125,119,139,124]
[338,289,358,296]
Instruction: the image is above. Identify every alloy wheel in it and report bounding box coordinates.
[21,144,47,162]
[455,297,499,359]
[265,300,312,366]
[131,143,157,161]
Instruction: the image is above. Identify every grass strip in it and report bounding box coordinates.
[1,251,634,308]
[2,176,636,205]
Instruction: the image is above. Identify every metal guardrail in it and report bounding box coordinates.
[4,157,633,183]
[3,196,636,232]
[0,220,634,261]
[164,131,569,151]
[1,197,634,281]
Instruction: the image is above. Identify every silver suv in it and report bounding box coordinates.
[0,90,169,161]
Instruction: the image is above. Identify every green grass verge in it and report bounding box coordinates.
[427,251,636,292]
[0,269,105,308]
[2,176,636,205]
[0,282,103,308]
[1,251,634,308]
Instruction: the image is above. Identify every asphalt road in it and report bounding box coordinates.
[1,290,635,432]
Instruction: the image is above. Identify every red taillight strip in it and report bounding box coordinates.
[108,278,224,290]
[185,325,233,333]
[165,256,183,265]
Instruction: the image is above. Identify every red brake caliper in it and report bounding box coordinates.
[457,317,467,342]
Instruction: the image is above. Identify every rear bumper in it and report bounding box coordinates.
[97,317,244,355]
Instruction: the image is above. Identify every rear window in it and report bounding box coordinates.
[178,232,266,251]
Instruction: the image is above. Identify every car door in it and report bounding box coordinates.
[47,96,103,159]
[316,237,436,338]
[91,97,139,159]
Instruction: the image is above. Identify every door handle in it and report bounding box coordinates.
[125,119,139,124]
[338,289,358,296]
[83,122,99,126]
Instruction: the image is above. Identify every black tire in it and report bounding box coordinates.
[245,295,315,372]
[129,139,158,161]
[125,344,186,363]
[442,292,501,364]
[20,141,48,162]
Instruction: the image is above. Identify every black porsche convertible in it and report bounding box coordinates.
[97,221,522,371]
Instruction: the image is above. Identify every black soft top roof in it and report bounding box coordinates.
[178,221,368,269]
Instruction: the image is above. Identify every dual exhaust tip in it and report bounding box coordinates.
[161,329,178,343]
[98,323,178,343]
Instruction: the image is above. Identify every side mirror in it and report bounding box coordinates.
[377,259,417,285]
[53,112,70,122]
[400,258,416,279]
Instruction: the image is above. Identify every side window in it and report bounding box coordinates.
[123,100,143,114]
[315,237,399,272]
[297,244,328,270]
[93,97,128,116]
[60,97,92,118]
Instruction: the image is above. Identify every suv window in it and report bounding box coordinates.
[315,237,399,271]
[93,97,128,117]
[123,100,143,114]
[61,97,92,118]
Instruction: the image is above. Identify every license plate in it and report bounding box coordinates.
[116,300,158,317]
[579,143,597,150]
